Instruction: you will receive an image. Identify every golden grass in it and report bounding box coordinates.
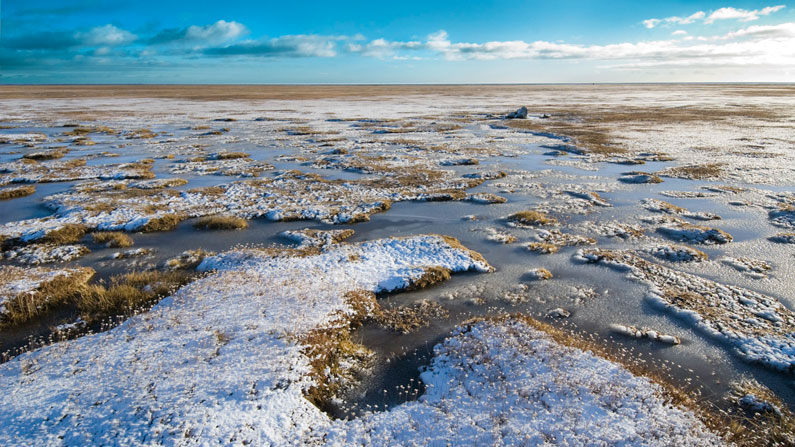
[138,214,183,232]
[0,185,36,200]
[22,149,68,160]
[727,379,795,446]
[91,231,134,248]
[508,210,558,226]
[212,151,250,160]
[373,300,449,334]
[526,242,560,254]
[0,267,95,328]
[75,271,194,322]
[193,215,249,230]
[301,290,378,410]
[401,266,452,292]
[662,163,725,180]
[39,224,88,245]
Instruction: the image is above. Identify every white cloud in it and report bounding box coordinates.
[205,34,342,57]
[342,24,795,71]
[77,25,136,46]
[643,11,705,28]
[184,20,248,44]
[672,30,688,36]
[705,5,786,24]
[346,38,422,58]
[644,5,785,28]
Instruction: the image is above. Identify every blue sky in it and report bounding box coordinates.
[1,1,794,83]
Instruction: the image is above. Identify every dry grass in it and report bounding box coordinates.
[212,151,249,160]
[126,128,157,139]
[39,224,88,245]
[0,267,95,328]
[64,125,117,136]
[91,231,134,248]
[726,379,795,447]
[661,163,726,180]
[193,215,249,230]
[75,271,194,322]
[22,149,68,160]
[301,290,378,410]
[527,242,560,254]
[373,300,449,334]
[0,185,36,200]
[508,210,558,226]
[138,214,183,232]
[400,266,452,292]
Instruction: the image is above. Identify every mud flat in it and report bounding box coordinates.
[0,84,794,445]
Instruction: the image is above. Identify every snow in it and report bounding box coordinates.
[0,237,729,446]
[3,244,89,264]
[0,265,93,315]
[578,248,795,372]
[315,318,725,446]
[0,235,491,446]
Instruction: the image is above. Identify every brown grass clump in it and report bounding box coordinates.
[212,151,249,160]
[401,266,452,292]
[193,215,249,230]
[91,231,134,248]
[727,379,795,447]
[0,267,95,328]
[527,242,561,254]
[507,119,625,155]
[661,163,725,180]
[0,185,36,200]
[64,125,117,136]
[138,214,183,232]
[126,128,157,139]
[75,270,194,322]
[39,224,88,245]
[508,210,558,226]
[373,300,449,334]
[301,290,378,409]
[22,149,68,160]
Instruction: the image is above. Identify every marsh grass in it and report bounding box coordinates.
[210,151,249,160]
[193,215,249,230]
[76,271,194,322]
[508,210,558,226]
[661,163,725,180]
[372,300,449,334]
[22,149,68,160]
[301,290,378,410]
[0,267,95,328]
[91,232,134,248]
[138,214,183,232]
[0,185,36,200]
[39,224,88,245]
[527,242,560,254]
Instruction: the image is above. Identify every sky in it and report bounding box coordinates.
[1,1,794,83]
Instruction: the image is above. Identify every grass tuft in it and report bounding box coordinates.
[193,215,249,230]
[0,185,36,200]
[138,214,183,232]
[76,271,194,322]
[91,231,134,248]
[508,210,558,226]
[39,224,88,245]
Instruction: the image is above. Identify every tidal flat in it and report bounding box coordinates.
[0,84,793,445]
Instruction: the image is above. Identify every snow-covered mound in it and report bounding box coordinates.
[0,235,491,446]
[316,317,724,446]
